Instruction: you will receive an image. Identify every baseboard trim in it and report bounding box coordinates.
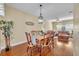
[11,41,27,47]
[1,41,27,51]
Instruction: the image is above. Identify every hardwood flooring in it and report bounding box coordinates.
[0,39,73,56]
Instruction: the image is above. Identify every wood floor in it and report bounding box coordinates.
[0,39,73,56]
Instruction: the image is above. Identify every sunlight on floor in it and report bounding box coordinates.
[65,41,73,48]
[56,39,73,49]
[56,41,63,46]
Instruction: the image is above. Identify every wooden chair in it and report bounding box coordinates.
[58,31,70,43]
[44,32,54,47]
[40,33,54,56]
[25,32,41,56]
[25,32,33,55]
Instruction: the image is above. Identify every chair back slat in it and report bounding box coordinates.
[25,32,32,44]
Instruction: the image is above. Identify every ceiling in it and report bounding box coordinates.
[6,3,73,20]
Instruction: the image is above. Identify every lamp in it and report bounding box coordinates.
[38,5,44,23]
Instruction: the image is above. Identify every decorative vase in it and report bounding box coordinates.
[5,36,10,51]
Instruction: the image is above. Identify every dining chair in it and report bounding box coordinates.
[58,31,70,43]
[40,33,54,56]
[25,32,41,56]
[25,32,33,55]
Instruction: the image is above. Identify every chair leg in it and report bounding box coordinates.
[27,47,32,56]
[30,47,32,56]
[27,47,31,56]
[39,46,41,56]
[40,48,41,56]
[27,47,29,56]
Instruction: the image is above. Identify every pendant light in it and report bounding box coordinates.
[38,4,44,23]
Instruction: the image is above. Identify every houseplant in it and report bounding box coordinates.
[0,20,13,51]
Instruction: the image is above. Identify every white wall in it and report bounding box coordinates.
[73,4,79,55]
[0,5,41,49]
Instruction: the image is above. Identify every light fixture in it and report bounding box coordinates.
[56,17,60,22]
[38,4,44,23]
[59,15,73,21]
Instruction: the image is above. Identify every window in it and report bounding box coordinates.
[0,4,5,16]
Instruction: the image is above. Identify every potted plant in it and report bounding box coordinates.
[0,20,13,51]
